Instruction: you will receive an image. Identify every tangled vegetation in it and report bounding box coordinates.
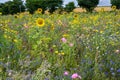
[0,9,120,80]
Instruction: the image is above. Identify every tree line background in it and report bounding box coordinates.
[0,0,120,15]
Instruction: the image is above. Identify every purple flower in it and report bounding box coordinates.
[49,48,54,53]
[104,72,108,76]
[111,72,115,76]
[110,68,114,71]
[117,69,120,73]
[44,78,49,80]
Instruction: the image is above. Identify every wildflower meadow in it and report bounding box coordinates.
[0,9,120,80]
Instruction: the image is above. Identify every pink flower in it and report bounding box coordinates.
[69,43,74,47]
[61,37,67,43]
[24,26,28,28]
[71,73,79,79]
[64,71,69,76]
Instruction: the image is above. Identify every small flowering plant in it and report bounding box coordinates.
[63,71,82,80]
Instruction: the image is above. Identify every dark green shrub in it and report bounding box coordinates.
[111,0,120,9]
[77,0,99,12]
[65,2,76,12]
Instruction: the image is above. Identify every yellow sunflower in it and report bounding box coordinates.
[36,18,45,27]
[112,5,116,11]
[37,8,42,13]
[74,14,78,18]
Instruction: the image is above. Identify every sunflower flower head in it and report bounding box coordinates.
[36,18,45,27]
[36,8,42,13]
[112,5,116,11]
[74,14,78,18]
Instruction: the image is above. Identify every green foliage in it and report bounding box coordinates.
[77,0,99,12]
[0,3,4,12]
[25,0,46,14]
[65,2,76,12]
[0,0,25,15]
[0,11,120,80]
[111,0,120,9]
[46,0,63,13]
[26,0,63,14]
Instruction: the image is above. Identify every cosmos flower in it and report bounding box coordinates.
[61,37,67,43]
[64,71,69,76]
[71,73,81,79]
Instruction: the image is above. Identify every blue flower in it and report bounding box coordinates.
[104,72,108,76]
[117,69,120,73]
[110,68,114,71]
[111,72,115,76]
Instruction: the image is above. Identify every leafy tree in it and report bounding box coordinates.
[77,0,99,12]
[25,0,46,14]
[65,2,76,12]
[0,3,4,12]
[46,0,63,13]
[111,0,120,9]
[25,0,63,14]
[1,0,25,15]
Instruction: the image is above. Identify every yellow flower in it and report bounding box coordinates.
[0,12,2,15]
[13,39,18,43]
[50,24,55,30]
[74,14,78,18]
[61,52,65,55]
[53,45,56,48]
[4,35,7,38]
[36,18,45,27]
[63,34,69,38]
[100,30,103,34]
[55,51,58,54]
[36,8,42,13]
[112,5,116,11]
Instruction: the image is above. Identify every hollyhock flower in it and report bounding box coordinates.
[61,37,67,43]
